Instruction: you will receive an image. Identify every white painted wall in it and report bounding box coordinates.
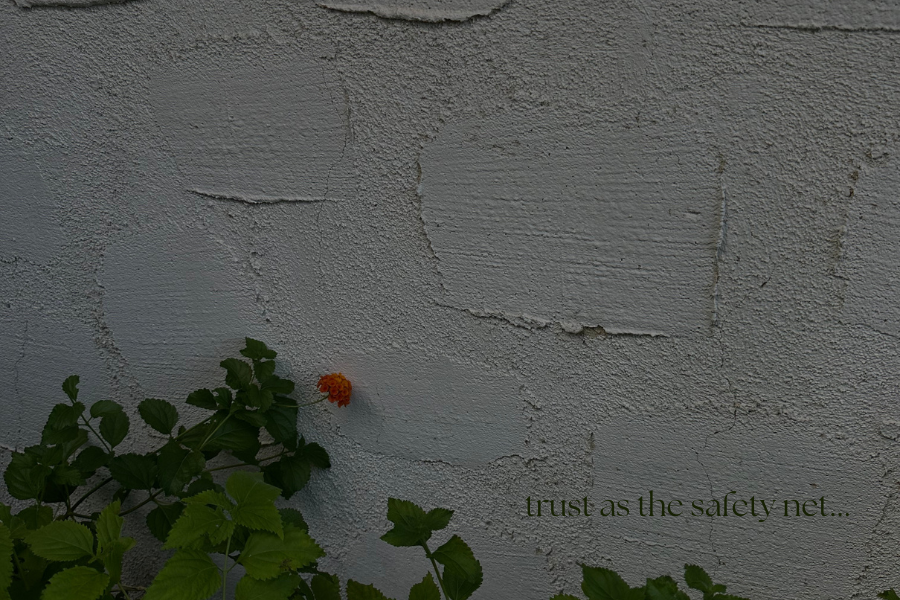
[2,0,900,597]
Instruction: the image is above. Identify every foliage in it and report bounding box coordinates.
[553,563,750,600]
[0,338,334,599]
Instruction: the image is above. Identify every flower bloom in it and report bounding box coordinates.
[317,372,351,407]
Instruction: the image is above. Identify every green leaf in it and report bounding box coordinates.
[235,573,299,600]
[581,565,644,600]
[185,489,234,510]
[3,452,49,500]
[0,524,13,598]
[99,411,129,448]
[432,535,482,600]
[89,400,122,418]
[42,403,85,445]
[275,455,311,498]
[299,441,330,469]
[238,527,324,580]
[227,471,283,536]
[109,453,157,490]
[244,385,274,412]
[425,508,453,532]
[278,508,308,532]
[409,572,441,600]
[72,446,109,478]
[221,358,253,389]
[186,389,217,410]
[214,388,234,410]
[347,580,396,600]
[51,464,85,487]
[263,403,298,449]
[684,565,713,593]
[15,506,52,532]
[144,550,222,600]
[241,338,277,360]
[139,399,179,435]
[235,409,269,428]
[96,501,123,550]
[380,498,432,547]
[42,566,109,600]
[880,592,900,600]
[550,596,582,600]
[157,441,205,496]
[646,575,689,600]
[165,504,234,550]
[147,503,185,543]
[98,537,135,585]
[253,360,277,381]
[24,521,95,561]
[62,375,80,402]
[204,417,260,453]
[260,375,294,396]
[311,573,342,600]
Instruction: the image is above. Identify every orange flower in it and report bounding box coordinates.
[317,372,351,407]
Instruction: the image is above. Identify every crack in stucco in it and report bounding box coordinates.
[13,0,138,7]
[187,189,330,205]
[315,0,511,24]
[741,22,900,34]
[712,176,728,329]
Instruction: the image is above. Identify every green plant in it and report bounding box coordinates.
[344,498,483,600]
[0,338,334,599]
[552,563,749,600]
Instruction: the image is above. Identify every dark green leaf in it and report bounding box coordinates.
[186,389,217,410]
[89,401,122,418]
[139,399,179,435]
[432,535,482,600]
[311,573,342,600]
[147,503,185,543]
[62,376,80,402]
[299,441,330,470]
[244,385,274,412]
[238,527,324,580]
[72,446,109,478]
[260,375,294,396]
[235,410,269,428]
[99,412,129,448]
[276,455,311,498]
[581,565,644,600]
[264,403,298,449]
[253,360,276,381]
[278,509,308,532]
[4,452,50,500]
[879,592,900,600]
[241,338,277,360]
[380,498,431,547]
[221,358,253,390]
[24,521,94,561]
[204,416,260,453]
[684,565,713,593]
[408,572,441,600]
[109,453,157,490]
[42,566,109,600]
[346,580,395,600]
[0,523,13,597]
[42,403,85,445]
[51,464,85,487]
[214,388,233,410]
[646,575,689,600]
[157,441,205,496]
[15,506,52,532]
[425,508,453,532]
[235,573,299,600]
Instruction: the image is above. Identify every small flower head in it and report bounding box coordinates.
[317,372,351,407]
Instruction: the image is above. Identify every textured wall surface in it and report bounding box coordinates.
[2,0,900,598]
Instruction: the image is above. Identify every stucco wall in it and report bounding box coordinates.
[2,0,900,597]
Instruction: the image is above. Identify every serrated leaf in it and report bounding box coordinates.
[425,508,453,532]
[235,573,299,600]
[347,580,396,600]
[72,446,109,478]
[238,527,324,580]
[204,417,260,453]
[51,464,85,487]
[24,521,94,561]
[186,389,217,410]
[263,403,298,449]
[253,360,277,381]
[42,403,85,445]
[42,566,109,600]
[157,441,205,496]
[684,564,713,593]
[235,410,269,428]
[311,573,342,600]
[299,441,330,469]
[278,508,308,532]
[144,549,222,600]
[15,506,52,532]
[62,375,80,401]
[274,455,311,498]
[89,400,122,418]
[244,385,274,412]
[214,388,233,410]
[380,499,432,547]
[241,338,277,360]
[139,399,179,435]
[227,471,283,536]
[0,524,13,597]
[260,375,294,396]
[109,453,157,490]
[880,592,900,600]
[99,411,129,448]
[99,536,135,585]
[165,504,233,550]
[646,575,689,600]
[409,572,441,600]
[96,501,123,550]
[432,535,482,600]
[3,452,49,500]
[581,565,644,600]
[221,358,253,389]
[147,503,185,543]
[185,490,234,510]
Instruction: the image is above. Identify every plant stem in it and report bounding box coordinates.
[198,414,231,451]
[422,542,449,600]
[206,450,290,473]
[120,490,162,517]
[69,477,113,513]
[77,413,111,453]
[222,535,232,600]
[296,395,328,408]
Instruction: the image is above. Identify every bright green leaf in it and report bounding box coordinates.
[164,504,233,550]
[42,566,109,600]
[239,527,324,580]
[139,399,179,435]
[24,521,94,562]
[227,472,282,536]
[408,572,441,600]
[109,453,157,490]
[143,550,222,600]
[235,573,299,600]
[221,358,253,389]
[96,501,123,550]
[99,536,135,585]
[89,400,122,418]
[347,580,396,600]
[99,411,129,448]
